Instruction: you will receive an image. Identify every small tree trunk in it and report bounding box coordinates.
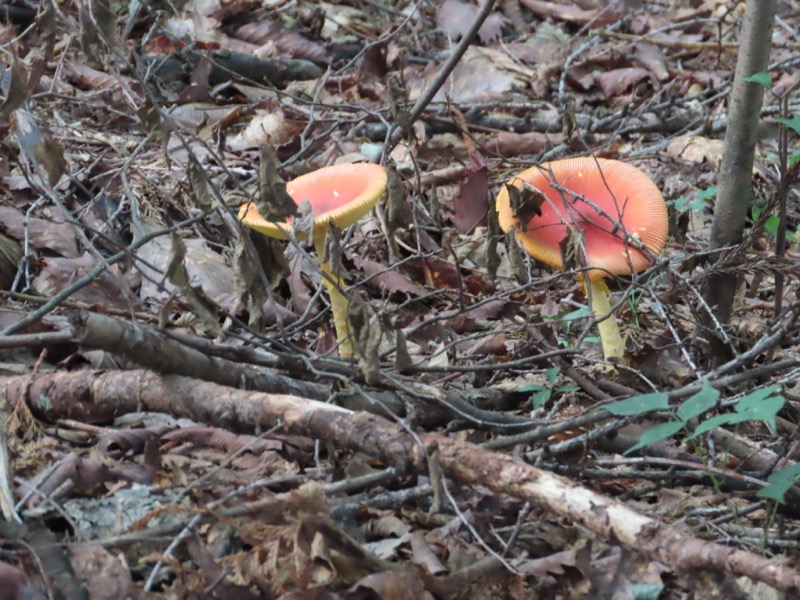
[705,0,777,326]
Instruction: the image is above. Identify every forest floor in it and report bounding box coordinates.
[0,0,799,598]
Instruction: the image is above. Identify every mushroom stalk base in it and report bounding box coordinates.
[314,233,354,358]
[585,279,625,362]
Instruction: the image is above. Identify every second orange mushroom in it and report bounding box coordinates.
[496,157,668,362]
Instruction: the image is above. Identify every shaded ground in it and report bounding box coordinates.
[0,0,798,597]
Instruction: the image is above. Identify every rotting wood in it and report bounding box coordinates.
[68,310,542,433]
[68,311,330,401]
[3,369,799,594]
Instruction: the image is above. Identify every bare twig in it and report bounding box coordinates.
[384,0,498,153]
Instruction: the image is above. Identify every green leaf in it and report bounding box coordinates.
[767,462,800,482]
[545,366,560,385]
[556,385,581,394]
[751,205,762,221]
[742,71,772,88]
[735,386,780,412]
[776,116,800,136]
[757,464,800,504]
[667,197,688,210]
[605,392,670,417]
[676,380,719,423]
[790,151,800,167]
[737,395,785,434]
[765,215,781,235]
[563,306,592,321]
[533,389,552,408]
[696,187,717,201]
[630,583,666,600]
[689,201,707,211]
[688,413,751,440]
[517,384,545,393]
[758,479,794,503]
[625,420,683,455]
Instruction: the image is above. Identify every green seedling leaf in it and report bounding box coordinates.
[735,386,780,412]
[742,71,772,88]
[696,187,717,201]
[533,389,552,408]
[688,412,751,440]
[625,420,683,455]
[736,395,785,434]
[557,385,580,394]
[545,366,560,385]
[584,336,601,343]
[758,463,800,504]
[630,583,665,600]
[669,188,714,214]
[563,306,592,321]
[676,379,719,422]
[517,384,546,394]
[667,197,688,209]
[758,477,795,504]
[768,462,800,481]
[764,215,781,235]
[604,392,669,417]
[776,116,800,137]
[751,205,762,221]
[790,151,800,167]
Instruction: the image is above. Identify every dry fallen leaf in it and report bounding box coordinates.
[32,254,134,308]
[0,206,79,258]
[352,256,426,297]
[229,110,294,149]
[135,220,238,311]
[634,43,670,81]
[409,46,534,104]
[452,166,489,234]
[594,67,654,97]
[436,0,505,44]
[67,544,137,600]
[666,135,725,167]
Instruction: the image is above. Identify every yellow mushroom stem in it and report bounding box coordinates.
[313,231,354,358]
[584,278,625,362]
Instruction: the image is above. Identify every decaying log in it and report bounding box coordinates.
[65,311,538,432]
[2,369,799,594]
[68,311,330,401]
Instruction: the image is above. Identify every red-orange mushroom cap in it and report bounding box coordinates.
[239,163,388,240]
[496,158,668,280]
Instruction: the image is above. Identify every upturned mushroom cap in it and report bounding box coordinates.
[496,158,668,280]
[239,163,388,240]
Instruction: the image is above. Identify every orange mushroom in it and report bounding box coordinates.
[496,157,668,362]
[240,163,388,358]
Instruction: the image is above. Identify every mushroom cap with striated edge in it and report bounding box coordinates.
[239,163,388,240]
[496,157,668,281]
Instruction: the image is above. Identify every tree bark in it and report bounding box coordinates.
[705,0,777,325]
